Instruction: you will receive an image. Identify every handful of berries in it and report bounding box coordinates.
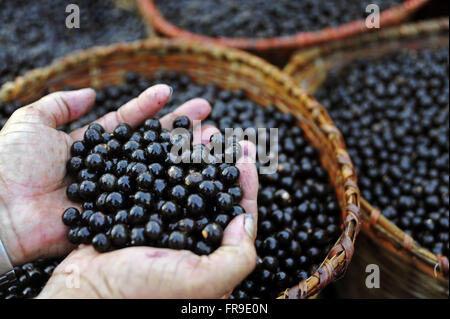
[62,116,245,255]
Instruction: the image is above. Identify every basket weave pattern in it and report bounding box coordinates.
[0,38,361,299]
[284,19,449,298]
[136,0,429,51]
[284,19,450,92]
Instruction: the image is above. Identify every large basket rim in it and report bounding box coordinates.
[0,38,361,298]
[136,0,429,51]
[283,18,450,282]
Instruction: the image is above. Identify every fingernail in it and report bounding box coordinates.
[69,88,95,97]
[75,88,94,93]
[147,85,172,100]
[244,214,255,238]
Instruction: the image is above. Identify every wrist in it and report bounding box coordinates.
[0,236,13,274]
[0,196,15,273]
[0,194,24,267]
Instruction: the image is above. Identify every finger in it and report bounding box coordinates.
[10,89,95,128]
[70,84,172,140]
[192,125,220,145]
[236,140,258,221]
[191,213,257,297]
[160,98,211,130]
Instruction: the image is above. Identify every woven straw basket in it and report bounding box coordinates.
[284,19,449,298]
[0,38,361,299]
[136,0,429,53]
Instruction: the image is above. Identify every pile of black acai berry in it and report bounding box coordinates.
[0,0,147,84]
[155,0,402,38]
[63,116,245,254]
[1,71,342,299]
[315,48,449,257]
[0,259,60,299]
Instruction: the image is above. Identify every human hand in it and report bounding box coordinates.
[0,84,258,298]
[0,84,209,265]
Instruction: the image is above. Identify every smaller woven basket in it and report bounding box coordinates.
[0,38,360,299]
[284,18,449,299]
[137,0,429,53]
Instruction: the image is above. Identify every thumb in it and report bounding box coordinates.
[188,213,257,298]
[7,89,95,128]
[185,141,259,298]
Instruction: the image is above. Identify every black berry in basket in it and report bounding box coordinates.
[0,0,147,85]
[0,258,62,300]
[155,0,402,39]
[315,48,449,257]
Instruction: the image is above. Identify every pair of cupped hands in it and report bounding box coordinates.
[0,84,258,298]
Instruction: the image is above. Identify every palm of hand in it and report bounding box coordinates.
[0,108,75,264]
